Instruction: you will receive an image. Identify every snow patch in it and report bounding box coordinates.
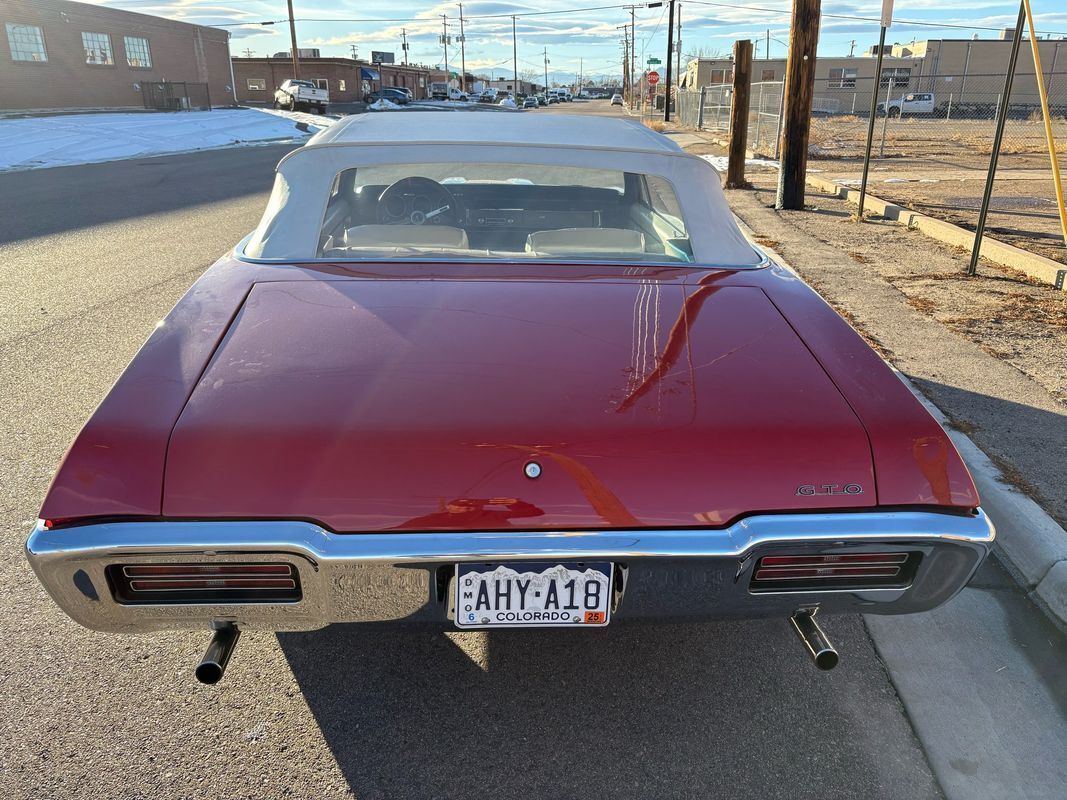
[368,98,402,110]
[0,108,334,172]
[700,154,779,172]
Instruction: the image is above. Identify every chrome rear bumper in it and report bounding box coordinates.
[26,510,994,632]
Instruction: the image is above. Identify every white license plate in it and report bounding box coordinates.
[454,562,613,628]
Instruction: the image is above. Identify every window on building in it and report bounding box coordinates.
[82,32,113,65]
[761,68,775,81]
[828,67,857,89]
[124,36,152,68]
[6,23,47,62]
[339,79,346,91]
[311,78,328,90]
[880,67,911,88]
[246,78,267,91]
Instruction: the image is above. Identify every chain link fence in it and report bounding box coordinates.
[674,68,1067,266]
[806,73,1067,164]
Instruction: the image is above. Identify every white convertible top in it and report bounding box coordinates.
[246,112,761,266]
[303,112,684,154]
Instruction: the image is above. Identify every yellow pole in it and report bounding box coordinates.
[1022,0,1067,247]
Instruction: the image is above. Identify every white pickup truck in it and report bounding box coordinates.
[273,79,329,114]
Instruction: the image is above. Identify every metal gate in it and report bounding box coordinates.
[140,82,211,111]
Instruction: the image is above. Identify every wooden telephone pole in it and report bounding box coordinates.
[286,0,300,79]
[726,40,753,189]
[775,0,821,210]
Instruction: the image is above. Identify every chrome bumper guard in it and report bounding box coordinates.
[26,510,994,632]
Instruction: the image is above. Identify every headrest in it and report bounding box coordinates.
[526,227,646,255]
[344,225,469,249]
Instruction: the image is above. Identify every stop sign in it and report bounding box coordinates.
[647,71,660,85]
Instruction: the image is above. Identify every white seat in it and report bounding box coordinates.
[526,227,646,255]
[344,224,469,249]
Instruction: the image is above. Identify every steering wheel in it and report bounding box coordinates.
[377,177,461,226]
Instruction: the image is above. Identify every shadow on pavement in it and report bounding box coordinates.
[0,143,298,245]
[279,616,939,799]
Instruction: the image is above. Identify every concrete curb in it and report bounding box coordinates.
[806,174,1067,292]
[732,214,1067,629]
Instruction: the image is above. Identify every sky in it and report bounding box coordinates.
[84,0,1067,84]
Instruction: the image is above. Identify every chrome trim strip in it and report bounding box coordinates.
[25,509,994,632]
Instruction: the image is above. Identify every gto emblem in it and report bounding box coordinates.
[523,461,543,479]
[796,484,864,496]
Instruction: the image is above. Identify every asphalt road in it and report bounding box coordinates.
[0,111,1046,800]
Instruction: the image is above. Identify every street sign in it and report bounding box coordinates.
[647,57,661,65]
[881,0,893,27]
[647,71,660,85]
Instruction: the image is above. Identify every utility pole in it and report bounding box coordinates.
[776,0,821,210]
[286,0,300,78]
[242,48,254,58]
[401,29,408,65]
[848,38,856,57]
[512,16,518,92]
[664,0,676,122]
[726,40,753,189]
[618,25,630,101]
[544,47,550,93]
[458,4,467,94]
[348,44,357,60]
[441,15,450,100]
[766,29,771,59]
[676,1,682,79]
[623,4,631,108]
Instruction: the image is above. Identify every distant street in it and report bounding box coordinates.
[1,102,1063,800]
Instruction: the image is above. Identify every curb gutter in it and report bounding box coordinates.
[733,215,1067,629]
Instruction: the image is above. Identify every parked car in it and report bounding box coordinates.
[522,96,538,109]
[27,112,992,684]
[878,92,936,117]
[365,88,410,105]
[547,94,560,104]
[273,79,328,114]
[611,93,624,106]
[477,90,498,103]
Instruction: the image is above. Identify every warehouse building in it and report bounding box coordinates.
[231,56,434,104]
[682,29,1067,113]
[0,0,236,112]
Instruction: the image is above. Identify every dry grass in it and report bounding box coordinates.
[753,236,780,249]
[642,119,668,132]
[905,295,938,315]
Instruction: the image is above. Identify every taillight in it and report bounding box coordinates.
[749,552,920,592]
[107,563,301,604]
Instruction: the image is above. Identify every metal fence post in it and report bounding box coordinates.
[755,82,764,148]
[698,85,706,128]
[947,92,953,120]
[774,81,785,160]
[879,77,893,158]
[969,3,1026,276]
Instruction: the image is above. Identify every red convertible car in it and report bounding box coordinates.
[27,113,992,682]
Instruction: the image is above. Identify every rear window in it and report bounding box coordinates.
[315,162,692,263]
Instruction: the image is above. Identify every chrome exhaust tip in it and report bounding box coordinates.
[195,624,240,685]
[790,609,839,671]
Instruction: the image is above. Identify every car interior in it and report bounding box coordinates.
[317,165,693,263]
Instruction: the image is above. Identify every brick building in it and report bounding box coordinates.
[231,57,434,104]
[0,0,235,112]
